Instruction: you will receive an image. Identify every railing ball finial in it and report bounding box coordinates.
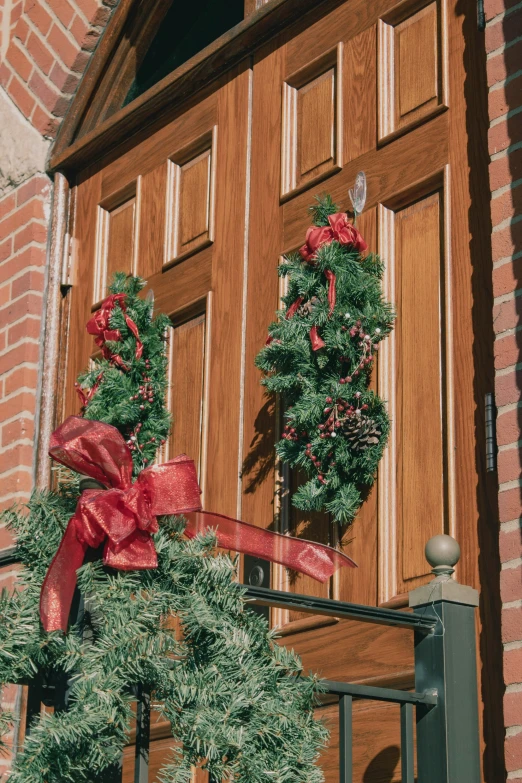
[425,534,460,582]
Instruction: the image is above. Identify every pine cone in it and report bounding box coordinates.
[343,414,381,452]
[297,296,319,317]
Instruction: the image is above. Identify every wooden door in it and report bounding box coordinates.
[58,0,500,780]
[240,1,499,780]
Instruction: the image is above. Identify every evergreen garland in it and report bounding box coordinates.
[0,274,328,782]
[256,196,395,525]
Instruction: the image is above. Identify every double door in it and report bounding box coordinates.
[63,0,500,778]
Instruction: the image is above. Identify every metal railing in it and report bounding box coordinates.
[1,536,481,782]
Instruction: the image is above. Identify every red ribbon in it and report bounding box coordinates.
[299,213,367,262]
[87,294,143,369]
[297,213,367,350]
[40,416,356,632]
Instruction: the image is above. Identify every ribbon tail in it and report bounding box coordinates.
[39,518,88,632]
[325,270,336,317]
[286,296,304,320]
[124,314,143,360]
[184,511,356,583]
[309,326,326,351]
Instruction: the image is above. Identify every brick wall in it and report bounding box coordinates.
[487,0,522,777]
[0,0,118,770]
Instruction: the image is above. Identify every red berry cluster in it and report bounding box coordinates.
[339,320,378,384]
[130,363,155,410]
[282,422,307,442]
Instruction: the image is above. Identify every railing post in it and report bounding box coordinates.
[409,535,481,783]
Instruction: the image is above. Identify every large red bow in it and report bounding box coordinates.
[41,417,356,632]
[299,213,367,262]
[296,214,367,351]
[87,293,143,370]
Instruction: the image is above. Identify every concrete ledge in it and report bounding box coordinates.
[409,580,480,608]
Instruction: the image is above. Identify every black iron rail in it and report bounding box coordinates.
[242,584,437,633]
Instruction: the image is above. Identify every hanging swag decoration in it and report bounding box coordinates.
[256,195,395,526]
[0,274,330,783]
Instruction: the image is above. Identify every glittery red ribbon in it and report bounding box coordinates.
[41,416,356,632]
[87,293,143,370]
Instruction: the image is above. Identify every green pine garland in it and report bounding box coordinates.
[0,274,328,782]
[256,195,395,525]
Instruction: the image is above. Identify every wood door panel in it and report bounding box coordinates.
[166,314,207,475]
[138,163,169,279]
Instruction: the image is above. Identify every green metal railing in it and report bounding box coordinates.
[1,535,481,782]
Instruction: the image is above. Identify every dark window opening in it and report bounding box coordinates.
[124,0,245,106]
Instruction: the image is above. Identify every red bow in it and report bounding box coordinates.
[87,294,143,369]
[299,213,367,262]
[40,417,356,632]
[298,214,367,350]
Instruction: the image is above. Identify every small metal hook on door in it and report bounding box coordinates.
[348,171,366,224]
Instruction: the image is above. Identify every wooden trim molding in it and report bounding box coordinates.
[49,0,342,175]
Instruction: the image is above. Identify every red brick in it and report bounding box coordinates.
[0,293,43,329]
[16,175,50,207]
[0,62,12,90]
[74,0,99,19]
[5,42,32,83]
[0,239,12,265]
[506,741,522,775]
[491,182,522,226]
[503,605,522,642]
[0,445,34,475]
[53,0,76,30]
[485,0,520,21]
[69,13,89,46]
[489,74,522,121]
[28,68,60,113]
[494,257,522,297]
[0,245,46,284]
[495,332,521,370]
[26,32,54,76]
[505,646,522,684]
[49,60,79,94]
[8,317,41,346]
[499,487,522,522]
[12,17,30,48]
[505,689,522,726]
[497,406,522,445]
[490,148,522,193]
[13,221,48,252]
[71,47,90,74]
[0,195,16,222]
[25,0,53,36]
[498,445,522,483]
[11,269,45,299]
[500,526,522,562]
[486,8,522,52]
[0,471,33,498]
[46,23,80,70]
[0,393,35,422]
[489,120,511,157]
[1,417,34,447]
[501,565,522,601]
[0,196,46,238]
[494,295,522,334]
[0,332,6,353]
[0,526,14,549]
[492,221,522,261]
[0,343,40,376]
[0,286,10,309]
[4,366,38,397]
[7,74,35,118]
[31,104,59,137]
